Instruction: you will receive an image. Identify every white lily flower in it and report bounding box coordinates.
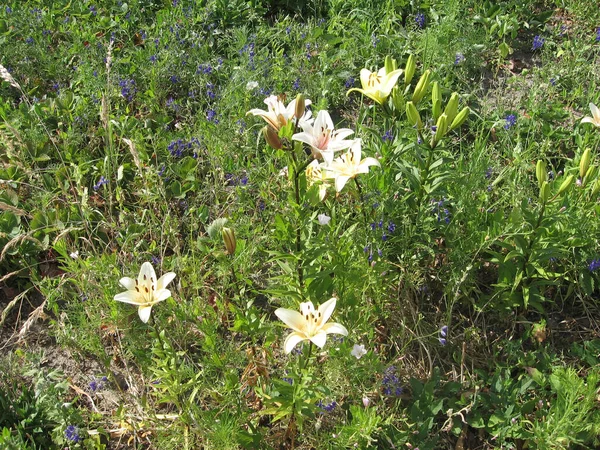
[306,160,331,201]
[114,262,176,323]
[292,110,354,164]
[326,140,381,192]
[247,95,313,131]
[274,298,348,354]
[581,103,600,127]
[347,67,403,105]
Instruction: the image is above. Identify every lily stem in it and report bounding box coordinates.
[354,177,369,228]
[290,149,304,290]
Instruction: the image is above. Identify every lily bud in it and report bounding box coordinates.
[411,69,430,104]
[294,93,306,123]
[540,181,551,203]
[536,160,547,188]
[222,227,236,255]
[384,55,396,74]
[444,92,459,124]
[449,107,470,131]
[263,126,282,149]
[583,165,597,187]
[406,101,423,130]
[391,86,405,112]
[431,82,441,120]
[579,148,591,179]
[404,54,416,86]
[557,174,574,196]
[431,114,448,148]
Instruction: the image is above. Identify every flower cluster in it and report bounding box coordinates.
[415,12,426,29]
[167,138,201,158]
[432,198,451,224]
[382,366,403,396]
[439,325,448,345]
[316,399,338,413]
[119,78,136,102]
[504,114,517,130]
[89,376,108,392]
[532,35,545,51]
[454,52,466,65]
[65,425,82,442]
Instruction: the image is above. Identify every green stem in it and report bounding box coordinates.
[290,149,304,290]
[354,177,369,227]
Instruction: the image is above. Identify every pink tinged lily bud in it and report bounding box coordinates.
[294,93,306,123]
[263,126,282,150]
[222,227,236,255]
[362,396,370,408]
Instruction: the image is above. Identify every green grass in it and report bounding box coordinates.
[1,0,600,449]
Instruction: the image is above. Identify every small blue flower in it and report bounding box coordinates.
[206,109,219,124]
[292,77,301,90]
[596,27,600,42]
[282,377,293,385]
[387,222,396,233]
[504,114,517,130]
[371,33,379,48]
[65,425,81,442]
[415,12,426,29]
[588,259,600,272]
[345,77,355,88]
[532,35,545,51]
[454,53,465,65]
[93,176,108,191]
[382,129,393,143]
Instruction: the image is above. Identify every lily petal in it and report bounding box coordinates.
[138,262,157,287]
[309,331,327,348]
[157,272,176,291]
[114,290,142,305]
[138,305,153,323]
[317,298,337,326]
[335,175,351,192]
[381,69,403,95]
[590,103,600,121]
[119,277,136,290]
[322,322,349,336]
[284,332,306,354]
[154,288,172,302]
[274,308,306,334]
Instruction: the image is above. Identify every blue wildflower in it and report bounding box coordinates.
[504,114,517,130]
[93,176,108,191]
[532,35,545,51]
[345,77,355,88]
[382,366,403,396]
[454,53,465,65]
[415,12,426,29]
[382,129,393,142]
[65,425,81,442]
[596,27,600,42]
[589,259,600,272]
[206,109,219,124]
[388,222,396,233]
[292,77,301,90]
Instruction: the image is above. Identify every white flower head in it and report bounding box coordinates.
[114,262,176,323]
[581,103,600,127]
[317,213,331,226]
[292,109,354,164]
[306,160,331,201]
[274,298,348,354]
[351,344,367,359]
[69,251,79,259]
[247,95,313,131]
[246,81,259,91]
[326,140,381,192]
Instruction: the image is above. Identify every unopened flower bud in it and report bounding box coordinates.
[294,93,306,123]
[431,114,448,148]
[536,160,547,188]
[412,69,430,104]
[448,107,470,131]
[557,174,574,196]
[222,227,236,255]
[406,101,423,130]
[540,181,551,203]
[362,396,370,408]
[444,92,459,124]
[384,55,397,74]
[263,126,282,149]
[579,148,591,179]
[404,54,416,86]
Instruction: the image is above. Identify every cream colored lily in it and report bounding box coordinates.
[581,103,600,127]
[114,262,176,323]
[306,160,331,201]
[326,140,380,192]
[347,67,403,105]
[247,95,313,131]
[274,298,348,354]
[292,110,354,164]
